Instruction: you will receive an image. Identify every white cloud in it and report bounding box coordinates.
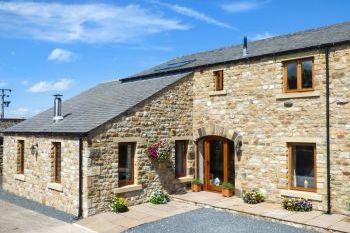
[7,107,42,118]
[153,1,234,29]
[0,80,6,87]
[28,79,74,93]
[252,32,274,40]
[21,80,29,86]
[48,48,77,62]
[221,0,270,13]
[0,2,188,43]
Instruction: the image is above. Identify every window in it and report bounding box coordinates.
[175,140,188,178]
[289,143,316,192]
[214,70,223,91]
[52,142,61,183]
[284,58,314,93]
[118,142,135,187]
[17,140,24,174]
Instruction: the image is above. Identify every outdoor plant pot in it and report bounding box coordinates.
[222,188,234,197]
[191,183,202,192]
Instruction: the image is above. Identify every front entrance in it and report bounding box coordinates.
[198,136,234,192]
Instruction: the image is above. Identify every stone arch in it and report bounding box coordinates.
[193,123,238,142]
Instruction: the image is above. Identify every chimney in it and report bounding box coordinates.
[53,94,63,123]
[243,36,248,57]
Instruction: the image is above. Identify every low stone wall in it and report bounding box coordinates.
[3,135,80,215]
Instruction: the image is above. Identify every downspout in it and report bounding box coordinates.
[78,136,83,218]
[325,47,331,214]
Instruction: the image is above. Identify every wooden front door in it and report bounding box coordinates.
[204,137,229,192]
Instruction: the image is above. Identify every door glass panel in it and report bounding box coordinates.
[198,140,204,183]
[228,141,235,185]
[209,140,224,186]
[286,62,297,90]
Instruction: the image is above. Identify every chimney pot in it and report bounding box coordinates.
[53,94,63,123]
[243,36,248,57]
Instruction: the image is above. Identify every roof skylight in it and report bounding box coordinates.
[154,59,196,71]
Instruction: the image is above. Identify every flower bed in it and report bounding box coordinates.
[243,190,265,204]
[110,197,128,213]
[149,190,170,204]
[282,197,312,212]
[147,138,171,162]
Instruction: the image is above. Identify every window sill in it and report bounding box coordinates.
[209,90,227,96]
[48,183,63,192]
[176,176,193,183]
[114,184,142,194]
[276,91,320,100]
[14,174,25,182]
[280,189,322,201]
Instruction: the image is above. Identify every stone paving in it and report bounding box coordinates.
[76,200,199,233]
[172,191,350,233]
[0,200,89,233]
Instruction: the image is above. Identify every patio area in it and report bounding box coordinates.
[76,200,200,233]
[172,191,350,233]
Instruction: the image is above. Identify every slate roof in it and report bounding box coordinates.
[6,21,350,134]
[128,21,350,79]
[6,72,191,134]
[0,119,24,134]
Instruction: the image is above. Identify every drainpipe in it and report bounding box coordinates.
[325,47,331,214]
[78,136,83,218]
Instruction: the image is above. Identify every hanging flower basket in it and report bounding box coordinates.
[147,138,171,162]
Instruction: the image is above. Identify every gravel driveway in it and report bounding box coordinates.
[124,208,316,233]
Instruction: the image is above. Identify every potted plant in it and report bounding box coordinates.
[147,138,171,163]
[191,179,202,192]
[282,197,312,212]
[243,190,265,204]
[149,190,170,204]
[110,197,128,213]
[221,182,234,197]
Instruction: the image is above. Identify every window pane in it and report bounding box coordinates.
[302,60,313,88]
[286,62,297,90]
[119,143,134,184]
[175,141,186,177]
[292,145,315,189]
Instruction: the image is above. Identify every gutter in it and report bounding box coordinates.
[325,47,331,214]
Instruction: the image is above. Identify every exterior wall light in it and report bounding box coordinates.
[30,143,38,157]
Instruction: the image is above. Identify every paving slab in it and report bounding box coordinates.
[283,210,324,224]
[328,217,350,233]
[305,214,347,228]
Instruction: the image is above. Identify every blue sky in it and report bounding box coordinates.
[0,0,349,118]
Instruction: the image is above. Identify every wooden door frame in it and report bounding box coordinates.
[203,136,229,192]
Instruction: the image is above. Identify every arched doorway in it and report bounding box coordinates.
[197,136,235,192]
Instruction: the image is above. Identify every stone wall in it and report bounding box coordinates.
[84,75,194,216]
[3,135,80,215]
[0,119,24,176]
[329,45,350,214]
[192,45,350,213]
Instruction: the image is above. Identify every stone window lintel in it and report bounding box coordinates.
[176,176,193,183]
[114,184,142,194]
[209,90,227,96]
[14,174,25,182]
[48,182,63,192]
[276,91,320,100]
[280,189,322,202]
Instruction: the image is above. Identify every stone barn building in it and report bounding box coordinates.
[3,21,350,217]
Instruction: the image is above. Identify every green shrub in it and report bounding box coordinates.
[110,197,128,213]
[191,179,202,185]
[347,199,350,211]
[149,190,170,204]
[221,182,234,189]
[243,190,265,204]
[282,197,312,212]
